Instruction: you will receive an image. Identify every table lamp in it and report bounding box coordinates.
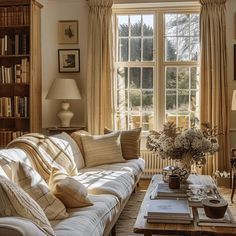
[46,78,81,127]
[232,90,236,111]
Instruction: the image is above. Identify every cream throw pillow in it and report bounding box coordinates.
[49,167,92,208]
[11,162,68,220]
[0,176,55,236]
[80,132,125,167]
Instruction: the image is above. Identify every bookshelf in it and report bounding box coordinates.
[0,0,42,148]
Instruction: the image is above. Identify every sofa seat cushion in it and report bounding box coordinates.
[79,158,144,180]
[51,194,120,236]
[75,169,134,202]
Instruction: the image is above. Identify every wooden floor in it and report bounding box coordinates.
[137,179,151,191]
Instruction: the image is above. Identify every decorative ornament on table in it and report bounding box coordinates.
[146,122,219,183]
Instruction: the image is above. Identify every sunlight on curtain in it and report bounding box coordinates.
[200,0,229,174]
[87,0,114,134]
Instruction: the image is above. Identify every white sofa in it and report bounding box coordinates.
[0,132,144,236]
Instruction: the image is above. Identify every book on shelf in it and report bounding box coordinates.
[0,130,27,148]
[0,5,30,26]
[0,33,29,56]
[196,207,236,227]
[151,183,188,199]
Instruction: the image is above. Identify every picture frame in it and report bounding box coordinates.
[58,49,80,73]
[58,20,78,44]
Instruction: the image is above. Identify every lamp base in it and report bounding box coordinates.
[57,102,74,127]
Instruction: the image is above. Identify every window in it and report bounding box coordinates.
[113,8,200,131]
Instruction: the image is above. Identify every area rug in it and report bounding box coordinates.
[116,188,236,236]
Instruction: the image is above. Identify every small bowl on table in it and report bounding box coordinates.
[202,198,228,219]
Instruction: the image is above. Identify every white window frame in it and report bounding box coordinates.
[112,4,201,133]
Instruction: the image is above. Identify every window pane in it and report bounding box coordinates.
[190,14,199,36]
[190,90,198,112]
[166,115,177,124]
[178,90,189,111]
[190,112,199,126]
[166,67,177,89]
[143,38,153,61]
[166,90,176,112]
[129,114,141,129]
[142,113,154,131]
[129,90,141,111]
[190,67,199,89]
[178,67,189,89]
[118,38,128,61]
[178,115,189,129]
[143,15,154,36]
[190,37,199,61]
[178,37,190,61]
[142,90,153,110]
[130,38,141,61]
[130,68,141,88]
[142,68,153,89]
[117,67,128,90]
[165,14,177,36]
[130,15,141,36]
[178,14,190,36]
[118,15,129,37]
[166,37,177,61]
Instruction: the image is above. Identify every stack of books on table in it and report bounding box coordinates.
[146,199,193,224]
[196,208,236,227]
[150,183,188,199]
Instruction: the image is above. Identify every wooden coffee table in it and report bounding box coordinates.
[134,175,236,236]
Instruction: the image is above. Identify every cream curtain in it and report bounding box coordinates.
[87,0,113,134]
[200,0,229,174]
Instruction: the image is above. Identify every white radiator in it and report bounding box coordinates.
[141,150,175,178]
[140,150,214,178]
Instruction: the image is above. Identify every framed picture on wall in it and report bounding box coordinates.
[58,49,80,73]
[58,20,79,44]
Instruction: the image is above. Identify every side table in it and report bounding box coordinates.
[231,158,236,203]
[46,126,86,135]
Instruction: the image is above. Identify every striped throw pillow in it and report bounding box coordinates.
[80,132,125,167]
[0,176,55,236]
[11,161,68,220]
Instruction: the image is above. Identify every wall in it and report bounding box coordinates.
[39,0,88,130]
[39,0,236,145]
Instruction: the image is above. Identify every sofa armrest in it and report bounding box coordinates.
[0,217,48,236]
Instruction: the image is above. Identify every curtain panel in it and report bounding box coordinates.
[199,0,229,174]
[87,0,114,134]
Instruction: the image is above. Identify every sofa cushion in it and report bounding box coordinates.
[11,162,68,220]
[8,133,78,182]
[51,194,120,236]
[104,127,142,160]
[0,176,55,236]
[80,132,125,167]
[49,167,92,208]
[70,130,89,158]
[75,168,134,202]
[50,132,85,170]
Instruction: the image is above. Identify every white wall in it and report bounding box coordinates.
[39,0,88,129]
